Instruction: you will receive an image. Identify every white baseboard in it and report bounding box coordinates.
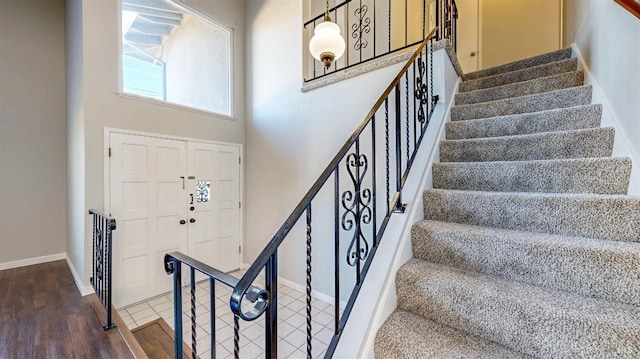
[241,263,344,307]
[0,252,66,271]
[65,255,94,296]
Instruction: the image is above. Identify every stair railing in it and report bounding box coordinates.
[89,209,117,330]
[304,0,457,82]
[165,26,441,359]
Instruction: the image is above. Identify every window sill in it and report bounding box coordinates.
[115,92,238,121]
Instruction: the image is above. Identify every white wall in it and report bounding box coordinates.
[66,0,246,289]
[0,0,67,264]
[564,0,640,195]
[245,0,408,297]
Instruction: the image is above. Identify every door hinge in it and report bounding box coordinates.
[239,201,241,209]
[239,157,241,165]
[108,147,112,158]
[238,246,241,254]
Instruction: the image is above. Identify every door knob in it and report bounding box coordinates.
[470,51,477,57]
[179,220,186,225]
[189,218,196,223]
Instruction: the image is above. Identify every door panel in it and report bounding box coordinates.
[110,133,188,308]
[187,142,240,273]
[456,0,479,73]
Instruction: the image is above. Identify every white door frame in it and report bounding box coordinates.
[103,127,244,269]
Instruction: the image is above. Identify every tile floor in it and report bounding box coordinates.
[117,270,337,359]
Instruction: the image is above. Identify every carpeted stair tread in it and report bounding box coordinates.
[439,127,614,162]
[463,48,572,80]
[459,58,579,92]
[432,157,631,194]
[450,85,592,121]
[411,220,640,306]
[374,310,531,359]
[446,104,602,140]
[455,71,584,105]
[396,259,640,358]
[423,189,640,242]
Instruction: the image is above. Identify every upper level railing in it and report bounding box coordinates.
[303,0,457,82]
[89,209,117,331]
[166,25,443,359]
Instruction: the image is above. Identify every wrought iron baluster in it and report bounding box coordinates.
[333,166,341,335]
[265,253,278,357]
[190,268,197,359]
[371,116,377,247]
[385,98,390,215]
[306,205,313,359]
[405,71,410,163]
[394,84,405,213]
[233,315,240,359]
[210,278,216,359]
[173,259,184,359]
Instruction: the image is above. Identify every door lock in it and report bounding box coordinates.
[189,218,196,223]
[179,219,186,225]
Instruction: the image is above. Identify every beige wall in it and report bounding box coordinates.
[0,0,68,263]
[564,0,640,193]
[481,0,562,68]
[66,0,246,287]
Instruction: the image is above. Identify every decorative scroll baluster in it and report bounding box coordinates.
[415,53,429,125]
[352,2,371,57]
[306,205,313,359]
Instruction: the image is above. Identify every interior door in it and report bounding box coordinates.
[110,133,188,308]
[456,0,480,73]
[187,142,241,273]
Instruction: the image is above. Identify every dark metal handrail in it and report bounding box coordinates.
[89,209,116,331]
[163,252,269,359]
[228,27,440,358]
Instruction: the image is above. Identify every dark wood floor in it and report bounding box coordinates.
[0,260,134,358]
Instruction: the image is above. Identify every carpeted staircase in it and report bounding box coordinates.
[374,48,640,358]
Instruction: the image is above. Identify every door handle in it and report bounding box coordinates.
[470,51,477,57]
[189,218,196,223]
[180,220,186,225]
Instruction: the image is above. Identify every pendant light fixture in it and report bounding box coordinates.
[309,0,346,69]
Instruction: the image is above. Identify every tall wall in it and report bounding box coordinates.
[563,0,640,176]
[67,0,246,288]
[245,0,405,297]
[0,0,67,264]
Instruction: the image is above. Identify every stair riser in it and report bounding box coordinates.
[455,71,584,106]
[432,158,631,194]
[450,86,592,121]
[463,48,572,80]
[423,190,640,242]
[459,58,579,92]
[440,128,614,163]
[411,221,640,306]
[446,104,602,140]
[396,261,640,358]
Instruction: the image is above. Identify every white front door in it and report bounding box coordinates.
[456,0,480,73]
[110,133,188,308]
[109,132,241,308]
[187,142,241,273]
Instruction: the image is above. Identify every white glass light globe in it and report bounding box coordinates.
[309,21,345,68]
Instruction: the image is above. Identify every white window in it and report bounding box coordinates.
[121,0,232,116]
